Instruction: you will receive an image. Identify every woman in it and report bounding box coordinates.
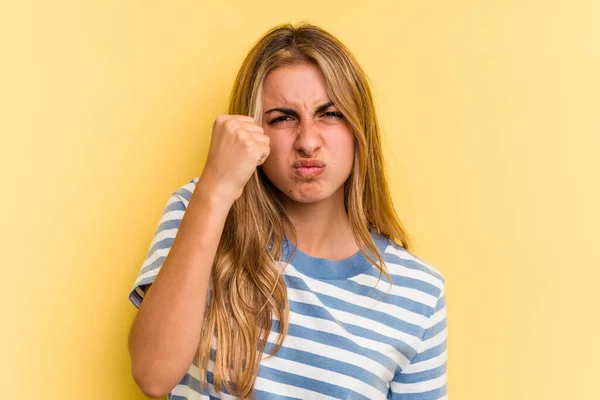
[128,23,447,400]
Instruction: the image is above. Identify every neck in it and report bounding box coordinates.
[279,187,359,260]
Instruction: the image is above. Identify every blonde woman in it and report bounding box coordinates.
[127,23,447,400]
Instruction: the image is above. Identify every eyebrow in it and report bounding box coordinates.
[264,101,335,117]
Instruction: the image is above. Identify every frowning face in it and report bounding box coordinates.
[260,62,355,206]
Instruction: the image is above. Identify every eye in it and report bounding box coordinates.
[268,115,294,125]
[322,111,344,119]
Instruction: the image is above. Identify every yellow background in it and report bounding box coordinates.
[2,1,598,399]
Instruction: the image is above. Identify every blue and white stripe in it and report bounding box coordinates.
[129,177,448,399]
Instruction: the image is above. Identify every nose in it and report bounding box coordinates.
[294,120,322,156]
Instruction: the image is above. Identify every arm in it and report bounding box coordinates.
[127,176,234,398]
[127,114,270,397]
[389,289,448,399]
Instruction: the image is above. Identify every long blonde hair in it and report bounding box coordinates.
[196,22,412,398]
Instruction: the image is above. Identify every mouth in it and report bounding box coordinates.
[293,166,325,177]
[292,159,326,178]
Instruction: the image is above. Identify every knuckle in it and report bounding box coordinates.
[237,129,248,141]
[223,118,238,132]
[214,114,227,126]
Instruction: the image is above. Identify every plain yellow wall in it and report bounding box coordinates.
[2,1,598,399]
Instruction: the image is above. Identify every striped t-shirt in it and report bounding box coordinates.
[128,177,448,400]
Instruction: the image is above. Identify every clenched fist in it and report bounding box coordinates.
[199,115,271,203]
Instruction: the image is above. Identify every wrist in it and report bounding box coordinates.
[195,171,241,209]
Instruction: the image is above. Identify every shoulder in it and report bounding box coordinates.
[381,238,446,298]
[170,176,201,207]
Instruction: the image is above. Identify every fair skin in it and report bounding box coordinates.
[261,62,359,259]
[128,62,359,397]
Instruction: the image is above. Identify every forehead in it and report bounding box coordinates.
[262,63,329,106]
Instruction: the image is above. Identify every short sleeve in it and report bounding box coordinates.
[389,287,448,399]
[127,178,199,309]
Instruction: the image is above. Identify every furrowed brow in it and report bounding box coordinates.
[315,101,335,114]
[264,107,299,118]
[264,101,335,117]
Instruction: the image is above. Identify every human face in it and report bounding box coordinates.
[260,63,355,205]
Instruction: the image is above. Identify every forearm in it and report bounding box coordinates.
[128,180,233,397]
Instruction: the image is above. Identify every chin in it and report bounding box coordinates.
[283,183,340,204]
[287,194,327,204]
